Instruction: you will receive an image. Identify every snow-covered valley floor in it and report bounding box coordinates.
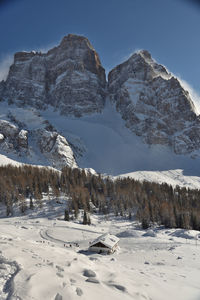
[0,209,200,300]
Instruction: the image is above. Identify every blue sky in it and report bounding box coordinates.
[0,0,200,94]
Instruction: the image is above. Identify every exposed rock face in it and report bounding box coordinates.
[108,50,200,156]
[36,129,76,169]
[0,81,5,99]
[0,117,77,169]
[0,120,28,153]
[1,34,106,116]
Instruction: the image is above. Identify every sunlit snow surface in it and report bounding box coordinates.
[116,169,200,189]
[0,200,200,300]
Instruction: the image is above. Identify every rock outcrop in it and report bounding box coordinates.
[108,50,200,156]
[0,116,77,169]
[1,34,106,116]
[0,120,28,154]
[35,129,76,169]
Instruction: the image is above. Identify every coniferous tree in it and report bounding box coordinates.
[64,209,70,221]
[83,210,88,225]
[29,195,34,210]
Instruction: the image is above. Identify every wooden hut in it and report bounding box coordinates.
[89,233,119,254]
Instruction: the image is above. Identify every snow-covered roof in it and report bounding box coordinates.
[90,233,119,249]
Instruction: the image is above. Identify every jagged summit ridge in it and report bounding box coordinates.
[108,49,171,88]
[1,34,106,116]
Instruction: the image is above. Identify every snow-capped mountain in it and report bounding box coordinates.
[0,34,200,175]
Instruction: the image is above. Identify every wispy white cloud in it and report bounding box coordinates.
[176,76,200,115]
[37,42,58,54]
[0,54,13,81]
[121,48,142,62]
[0,40,58,82]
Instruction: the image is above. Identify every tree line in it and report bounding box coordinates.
[1,164,200,230]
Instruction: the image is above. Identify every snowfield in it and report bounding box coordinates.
[117,169,200,189]
[0,200,200,300]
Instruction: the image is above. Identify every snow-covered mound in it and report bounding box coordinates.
[169,229,200,240]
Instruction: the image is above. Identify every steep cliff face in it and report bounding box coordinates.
[108,50,200,156]
[1,34,106,116]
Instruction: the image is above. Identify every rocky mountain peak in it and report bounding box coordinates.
[59,34,94,50]
[1,37,200,169]
[108,49,200,157]
[14,51,38,63]
[1,34,106,116]
[108,50,171,98]
[57,34,105,82]
[138,49,152,60]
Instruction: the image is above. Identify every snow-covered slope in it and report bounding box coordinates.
[117,169,200,189]
[0,153,22,166]
[0,210,200,300]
